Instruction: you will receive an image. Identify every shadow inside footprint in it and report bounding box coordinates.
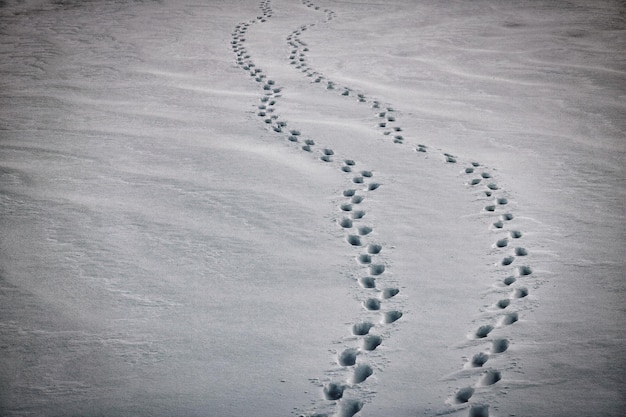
[362,334,382,351]
[358,277,376,289]
[339,218,353,228]
[346,235,361,246]
[369,264,385,275]
[381,288,399,299]
[338,348,358,366]
[469,404,490,417]
[323,382,345,400]
[382,310,403,324]
[470,352,489,367]
[358,226,372,235]
[336,399,363,417]
[351,364,373,384]
[475,324,494,338]
[357,253,371,264]
[363,298,381,310]
[478,370,501,386]
[491,338,509,353]
[352,321,374,336]
[367,243,382,254]
[512,287,529,298]
[499,312,519,326]
[454,386,475,403]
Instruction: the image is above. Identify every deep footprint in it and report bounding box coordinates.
[323,382,345,400]
[338,348,358,366]
[478,369,501,386]
[362,334,382,351]
[351,364,373,384]
[352,321,374,336]
[382,310,403,324]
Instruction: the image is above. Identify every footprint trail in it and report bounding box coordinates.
[233,1,538,416]
[232,2,403,416]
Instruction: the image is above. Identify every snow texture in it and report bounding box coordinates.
[0,0,624,416]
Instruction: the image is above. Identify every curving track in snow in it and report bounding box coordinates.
[231,1,536,416]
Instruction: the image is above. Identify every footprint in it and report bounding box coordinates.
[485,205,496,212]
[323,148,334,156]
[469,404,490,417]
[339,218,353,228]
[453,386,475,403]
[346,235,361,246]
[511,286,529,298]
[491,338,509,353]
[495,238,508,248]
[341,166,352,172]
[367,243,382,254]
[517,265,532,276]
[361,334,382,351]
[487,183,499,190]
[338,348,358,366]
[496,299,510,309]
[369,264,385,275]
[343,189,356,197]
[470,178,482,186]
[323,382,345,400]
[501,256,514,266]
[470,352,489,367]
[340,203,353,212]
[503,276,516,286]
[352,321,374,336]
[357,253,371,264]
[344,159,355,166]
[382,310,403,324]
[351,195,364,204]
[336,399,363,417]
[368,182,380,191]
[497,198,508,205]
[445,154,457,163]
[351,210,366,220]
[417,144,427,153]
[358,226,372,236]
[380,288,399,299]
[353,176,364,184]
[351,364,373,384]
[492,220,504,229]
[481,172,492,179]
[478,369,501,386]
[501,213,514,221]
[510,230,522,238]
[358,277,376,289]
[514,247,528,256]
[465,167,475,174]
[361,170,373,178]
[320,155,332,162]
[475,324,494,339]
[363,298,381,310]
[499,312,518,326]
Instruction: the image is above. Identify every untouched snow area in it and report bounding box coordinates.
[0,0,624,416]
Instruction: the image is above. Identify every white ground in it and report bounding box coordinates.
[0,0,624,416]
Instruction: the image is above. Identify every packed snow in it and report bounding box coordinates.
[1,0,624,416]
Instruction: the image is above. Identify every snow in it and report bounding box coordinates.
[1,0,624,416]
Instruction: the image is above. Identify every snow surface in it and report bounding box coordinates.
[0,0,624,416]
